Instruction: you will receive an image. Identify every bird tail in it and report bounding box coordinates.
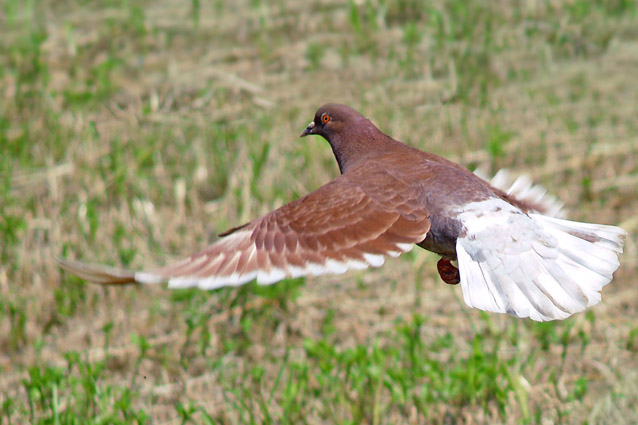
[456,199,626,321]
[528,214,626,309]
[56,258,137,285]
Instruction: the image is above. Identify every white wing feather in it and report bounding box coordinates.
[474,168,566,218]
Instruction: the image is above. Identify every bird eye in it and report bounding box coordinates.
[321,113,331,124]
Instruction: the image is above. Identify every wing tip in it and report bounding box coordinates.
[56,257,137,285]
[475,168,567,218]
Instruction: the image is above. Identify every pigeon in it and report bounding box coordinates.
[57,104,627,321]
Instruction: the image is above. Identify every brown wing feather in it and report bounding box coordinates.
[59,165,430,289]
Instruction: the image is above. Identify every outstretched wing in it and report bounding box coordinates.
[58,171,430,290]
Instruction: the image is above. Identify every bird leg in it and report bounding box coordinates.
[437,258,460,285]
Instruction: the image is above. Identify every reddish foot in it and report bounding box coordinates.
[437,258,460,285]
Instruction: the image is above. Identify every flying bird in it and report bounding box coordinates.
[57,104,627,321]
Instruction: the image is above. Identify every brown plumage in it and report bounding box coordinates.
[57,104,626,321]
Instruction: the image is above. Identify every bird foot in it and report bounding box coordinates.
[437,258,460,285]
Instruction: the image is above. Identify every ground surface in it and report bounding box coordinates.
[1,0,637,424]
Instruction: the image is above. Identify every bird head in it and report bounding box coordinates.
[300,103,359,139]
[300,104,386,174]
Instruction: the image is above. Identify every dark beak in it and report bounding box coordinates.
[300,121,316,137]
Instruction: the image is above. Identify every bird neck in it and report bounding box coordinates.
[326,119,392,174]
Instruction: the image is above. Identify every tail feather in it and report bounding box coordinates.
[532,214,626,253]
[456,198,627,321]
[531,214,625,307]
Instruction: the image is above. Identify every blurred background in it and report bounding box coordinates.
[1,0,637,423]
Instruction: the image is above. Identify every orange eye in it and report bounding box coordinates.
[321,114,331,124]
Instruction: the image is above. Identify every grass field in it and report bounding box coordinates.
[1,0,637,423]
